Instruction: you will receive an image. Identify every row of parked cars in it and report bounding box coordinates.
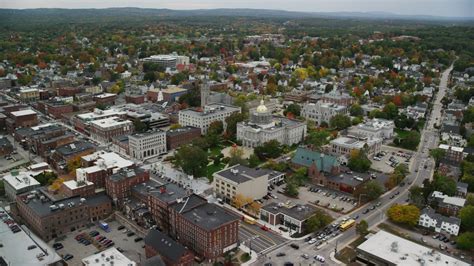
[1,210,21,234]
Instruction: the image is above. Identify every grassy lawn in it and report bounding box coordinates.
[208,145,224,157]
[395,128,410,138]
[206,163,226,181]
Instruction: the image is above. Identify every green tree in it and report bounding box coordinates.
[355,180,384,201]
[284,104,301,117]
[356,220,369,235]
[387,204,420,227]
[225,112,246,139]
[305,210,333,233]
[174,144,208,177]
[408,186,426,208]
[208,121,224,136]
[350,103,364,116]
[34,171,58,186]
[459,205,474,231]
[383,102,399,120]
[305,129,331,148]
[248,154,261,168]
[329,114,352,130]
[133,118,148,133]
[285,181,299,197]
[254,140,283,160]
[457,232,474,250]
[432,173,457,196]
[228,146,247,166]
[429,148,446,166]
[348,149,371,173]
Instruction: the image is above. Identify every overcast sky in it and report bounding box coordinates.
[1,0,473,18]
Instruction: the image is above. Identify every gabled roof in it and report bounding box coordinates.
[291,146,338,172]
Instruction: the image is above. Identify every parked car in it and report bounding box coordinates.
[301,254,309,259]
[63,254,74,261]
[134,237,143,242]
[127,232,135,237]
[118,225,125,230]
[276,252,286,257]
[290,243,300,249]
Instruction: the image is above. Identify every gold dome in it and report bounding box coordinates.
[256,99,268,113]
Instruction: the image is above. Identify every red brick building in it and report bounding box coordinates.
[93,93,117,106]
[89,116,134,143]
[144,229,194,266]
[14,190,112,241]
[125,94,145,104]
[169,196,239,260]
[57,87,82,97]
[45,102,74,119]
[165,126,201,150]
[105,168,150,205]
[5,109,38,133]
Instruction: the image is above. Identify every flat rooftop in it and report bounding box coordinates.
[357,230,469,266]
[90,116,133,129]
[77,108,126,121]
[10,109,37,117]
[166,126,200,137]
[81,247,136,266]
[0,208,62,265]
[2,171,41,190]
[215,165,281,184]
[148,183,188,204]
[180,104,240,117]
[181,202,239,231]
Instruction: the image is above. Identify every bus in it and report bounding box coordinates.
[242,214,256,225]
[339,219,355,231]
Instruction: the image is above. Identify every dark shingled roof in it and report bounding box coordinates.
[144,229,189,264]
[54,140,96,157]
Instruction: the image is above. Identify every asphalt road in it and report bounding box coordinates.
[257,66,453,265]
[239,222,288,255]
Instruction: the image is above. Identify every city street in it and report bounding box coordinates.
[239,222,288,254]
[255,65,454,265]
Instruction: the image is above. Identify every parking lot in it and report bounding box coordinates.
[370,145,414,173]
[298,187,357,213]
[48,220,145,265]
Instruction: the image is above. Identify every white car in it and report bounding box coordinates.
[309,238,317,244]
[315,255,325,262]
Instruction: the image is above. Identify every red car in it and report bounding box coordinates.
[261,225,269,231]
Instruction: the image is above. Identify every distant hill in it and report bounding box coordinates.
[0,7,472,21]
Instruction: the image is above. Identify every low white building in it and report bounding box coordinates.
[330,135,382,157]
[2,170,41,201]
[179,104,241,135]
[301,101,348,125]
[418,207,461,236]
[356,230,469,266]
[81,247,136,266]
[213,165,280,203]
[347,118,395,140]
[129,130,167,160]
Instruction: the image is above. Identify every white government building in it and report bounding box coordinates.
[178,103,241,135]
[347,118,395,140]
[237,100,307,147]
[128,130,167,160]
[301,101,348,125]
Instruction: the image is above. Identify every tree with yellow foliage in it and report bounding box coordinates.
[232,194,252,209]
[387,204,420,227]
[247,201,262,215]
